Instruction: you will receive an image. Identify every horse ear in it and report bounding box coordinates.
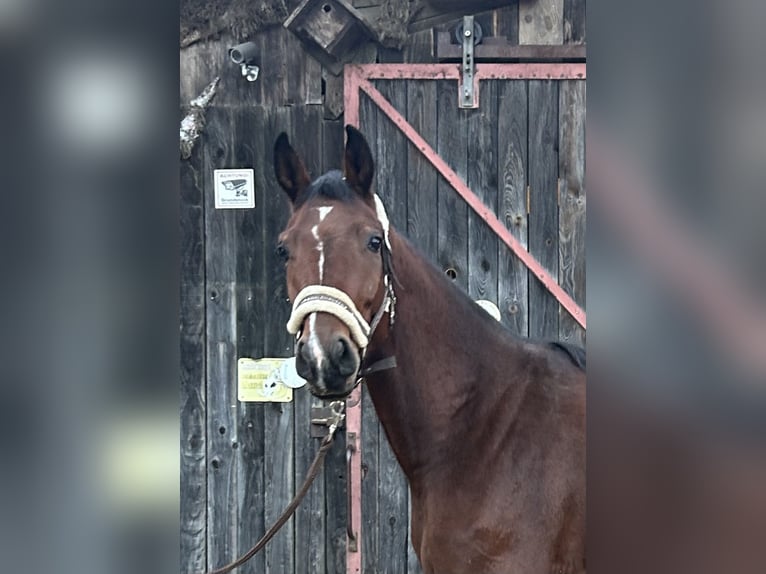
[274,133,311,204]
[344,125,374,196]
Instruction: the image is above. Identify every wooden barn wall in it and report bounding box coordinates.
[180,3,585,573]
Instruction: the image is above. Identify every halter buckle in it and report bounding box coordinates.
[387,281,397,326]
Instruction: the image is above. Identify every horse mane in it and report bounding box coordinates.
[548,341,586,370]
[294,170,356,208]
[396,231,586,371]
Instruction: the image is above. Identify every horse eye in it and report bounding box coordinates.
[276,243,290,262]
[367,235,383,253]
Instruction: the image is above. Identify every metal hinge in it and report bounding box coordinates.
[459,15,478,109]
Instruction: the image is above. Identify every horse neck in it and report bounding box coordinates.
[364,231,524,485]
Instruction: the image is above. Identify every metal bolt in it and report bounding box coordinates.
[464,29,472,37]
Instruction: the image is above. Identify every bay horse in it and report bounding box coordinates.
[273,126,586,574]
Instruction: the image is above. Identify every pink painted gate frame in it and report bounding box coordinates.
[342,63,587,574]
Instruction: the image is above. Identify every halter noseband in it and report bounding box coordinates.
[285,280,394,349]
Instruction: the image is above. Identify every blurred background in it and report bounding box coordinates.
[0,1,178,573]
[0,0,764,572]
[588,1,766,572]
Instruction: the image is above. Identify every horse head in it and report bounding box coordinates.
[273,126,393,398]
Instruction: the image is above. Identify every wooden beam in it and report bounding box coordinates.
[436,32,585,61]
[408,0,511,32]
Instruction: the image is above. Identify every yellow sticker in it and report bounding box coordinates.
[237,358,293,402]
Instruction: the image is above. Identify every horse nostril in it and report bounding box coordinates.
[295,341,315,380]
[297,340,310,361]
[332,336,357,376]
[332,338,346,360]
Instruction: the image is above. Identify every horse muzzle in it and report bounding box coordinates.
[295,330,360,397]
[286,282,393,398]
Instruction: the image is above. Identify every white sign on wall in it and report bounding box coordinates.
[214,169,255,209]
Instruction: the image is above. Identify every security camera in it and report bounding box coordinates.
[228,42,258,65]
[228,42,260,81]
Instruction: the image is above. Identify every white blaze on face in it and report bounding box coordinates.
[307,312,325,378]
[304,205,335,381]
[317,206,333,221]
[311,224,323,283]
[312,206,333,284]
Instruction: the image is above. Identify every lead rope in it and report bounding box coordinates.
[202,402,345,574]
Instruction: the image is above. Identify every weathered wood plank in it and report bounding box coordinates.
[282,23,324,105]
[305,50,324,105]
[204,107,241,570]
[185,32,265,107]
[375,80,408,230]
[287,30,309,106]
[404,80,432,574]
[373,79,409,574]
[403,29,434,63]
[235,107,267,574]
[497,80,529,335]
[206,284,240,570]
[405,79,438,259]
[262,107,296,574]
[528,80,560,340]
[291,105,329,574]
[558,80,586,346]
[180,41,219,107]
[263,399,295,574]
[237,402,266,574]
[378,46,404,64]
[495,2,520,44]
[435,34,586,60]
[262,27,290,106]
[407,0,510,32]
[436,80,469,291]
[321,118,348,574]
[357,93,381,574]
[374,0,410,49]
[324,70,346,120]
[475,9,495,42]
[563,0,586,44]
[519,0,564,45]
[467,80,499,305]
[360,383,379,574]
[181,143,207,574]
